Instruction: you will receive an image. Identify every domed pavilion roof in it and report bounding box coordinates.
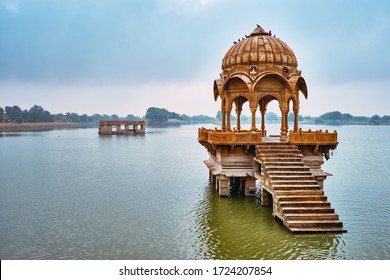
[222,26,298,70]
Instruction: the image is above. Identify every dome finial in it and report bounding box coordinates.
[251,25,270,37]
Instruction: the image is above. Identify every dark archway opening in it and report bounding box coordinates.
[229,177,245,197]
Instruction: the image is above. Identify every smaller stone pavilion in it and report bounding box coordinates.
[98,120,145,135]
[198,26,346,233]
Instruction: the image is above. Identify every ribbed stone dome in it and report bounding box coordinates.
[222,26,298,69]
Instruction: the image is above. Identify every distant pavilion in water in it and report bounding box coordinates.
[98,120,145,135]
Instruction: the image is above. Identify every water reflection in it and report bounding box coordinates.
[193,184,346,259]
[0,133,41,137]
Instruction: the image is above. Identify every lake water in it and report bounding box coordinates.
[0,124,389,260]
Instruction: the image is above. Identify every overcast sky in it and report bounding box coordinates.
[0,0,389,117]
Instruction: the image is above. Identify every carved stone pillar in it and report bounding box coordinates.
[293,107,299,132]
[286,108,289,132]
[218,175,229,197]
[235,104,242,131]
[221,106,226,130]
[209,171,216,184]
[280,109,288,141]
[250,106,257,131]
[261,188,271,206]
[226,106,232,130]
[259,103,267,136]
[244,177,256,196]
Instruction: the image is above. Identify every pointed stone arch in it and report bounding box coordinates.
[296,77,308,99]
[223,76,251,130]
[232,96,249,130]
[213,79,223,101]
[254,73,292,139]
[258,95,279,136]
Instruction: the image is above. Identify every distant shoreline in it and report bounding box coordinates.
[1,121,389,133]
[0,122,90,132]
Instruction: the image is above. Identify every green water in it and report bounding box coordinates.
[0,124,389,259]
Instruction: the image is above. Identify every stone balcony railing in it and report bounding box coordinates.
[198,128,263,145]
[289,129,338,145]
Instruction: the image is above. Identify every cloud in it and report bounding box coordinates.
[1,0,20,13]
[0,80,220,117]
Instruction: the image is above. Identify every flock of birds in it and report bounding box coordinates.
[233,24,279,44]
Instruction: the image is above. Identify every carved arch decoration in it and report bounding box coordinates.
[253,73,291,107]
[252,72,291,92]
[258,95,279,110]
[296,76,308,99]
[232,95,249,109]
[287,96,298,112]
[213,79,223,101]
[223,76,252,109]
[223,75,251,93]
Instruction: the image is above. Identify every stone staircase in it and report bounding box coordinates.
[256,143,346,233]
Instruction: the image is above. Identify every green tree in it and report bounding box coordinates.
[382,115,390,123]
[341,113,353,122]
[126,114,141,121]
[180,114,191,123]
[319,111,342,123]
[28,105,45,122]
[265,112,279,122]
[0,107,4,120]
[145,107,170,122]
[188,115,214,124]
[240,114,249,123]
[369,114,381,124]
[170,112,182,121]
[65,112,80,122]
[110,114,120,120]
[5,105,23,122]
[288,113,304,122]
[54,113,65,122]
[216,111,222,120]
[79,114,88,122]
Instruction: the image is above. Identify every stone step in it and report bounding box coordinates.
[263,157,303,162]
[273,185,321,191]
[286,219,343,228]
[268,172,313,178]
[282,207,335,214]
[260,153,303,158]
[258,149,301,154]
[262,161,305,166]
[266,166,310,171]
[279,201,331,208]
[284,213,339,220]
[255,144,346,234]
[274,190,324,196]
[272,179,318,185]
[288,227,347,234]
[270,176,315,182]
[278,195,327,202]
[256,145,298,150]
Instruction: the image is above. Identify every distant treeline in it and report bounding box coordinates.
[313,111,389,125]
[1,105,388,125]
[0,105,214,125]
[216,110,390,125]
[145,107,214,124]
